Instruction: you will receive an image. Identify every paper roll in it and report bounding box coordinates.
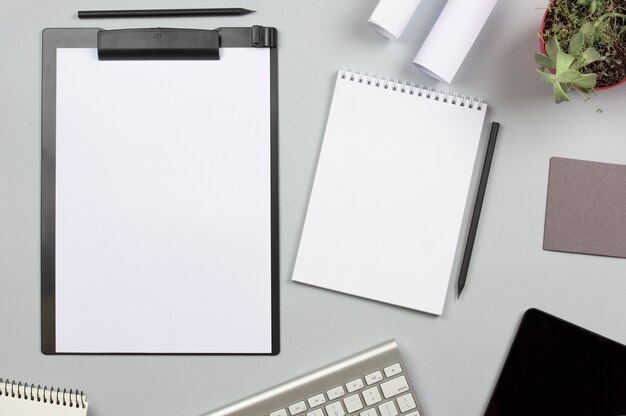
[368,0,423,40]
[413,0,498,83]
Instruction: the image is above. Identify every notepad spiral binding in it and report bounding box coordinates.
[340,68,484,111]
[0,378,87,408]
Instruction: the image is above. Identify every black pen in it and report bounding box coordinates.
[78,8,255,19]
[457,122,500,298]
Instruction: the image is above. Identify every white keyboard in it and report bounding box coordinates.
[201,340,424,416]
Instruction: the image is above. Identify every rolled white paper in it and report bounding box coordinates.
[368,0,423,40]
[413,0,498,83]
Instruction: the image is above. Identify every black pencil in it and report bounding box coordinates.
[78,8,255,19]
[457,122,500,298]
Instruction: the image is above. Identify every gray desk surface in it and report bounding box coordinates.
[1,0,625,415]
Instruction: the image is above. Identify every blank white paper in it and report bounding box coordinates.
[0,395,87,416]
[368,0,423,40]
[414,0,498,83]
[55,48,273,353]
[293,71,486,315]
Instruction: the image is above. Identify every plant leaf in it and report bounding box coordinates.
[546,37,560,61]
[570,48,606,69]
[556,50,575,73]
[535,53,556,69]
[553,82,571,103]
[575,73,598,88]
[568,32,585,55]
[573,47,602,68]
[580,22,595,35]
[590,0,597,14]
[557,69,583,83]
[537,68,556,83]
[581,47,601,64]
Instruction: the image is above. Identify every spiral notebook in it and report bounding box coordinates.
[293,69,487,315]
[0,379,87,415]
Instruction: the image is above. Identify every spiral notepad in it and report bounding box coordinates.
[293,69,488,315]
[0,379,88,415]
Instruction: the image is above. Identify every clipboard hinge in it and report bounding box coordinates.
[97,28,220,60]
[251,26,276,48]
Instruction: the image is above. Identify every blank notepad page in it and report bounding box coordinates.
[293,70,487,315]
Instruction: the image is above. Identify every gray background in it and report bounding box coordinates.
[1,0,625,415]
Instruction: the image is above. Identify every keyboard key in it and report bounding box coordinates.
[383,363,402,378]
[378,400,398,416]
[307,410,324,416]
[308,393,326,408]
[270,409,288,416]
[380,376,409,399]
[346,378,364,392]
[289,401,307,415]
[327,386,345,400]
[405,412,421,416]
[362,386,383,406]
[397,393,417,412]
[365,371,384,385]
[325,401,346,416]
[360,409,377,416]
[343,394,364,413]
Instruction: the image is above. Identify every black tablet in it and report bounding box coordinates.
[484,308,626,416]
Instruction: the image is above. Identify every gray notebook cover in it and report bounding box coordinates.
[544,157,626,258]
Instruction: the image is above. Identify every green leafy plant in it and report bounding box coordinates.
[576,0,603,14]
[539,0,626,100]
[535,32,603,103]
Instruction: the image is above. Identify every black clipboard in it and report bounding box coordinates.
[41,26,279,355]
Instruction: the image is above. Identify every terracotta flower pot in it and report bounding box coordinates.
[539,2,626,90]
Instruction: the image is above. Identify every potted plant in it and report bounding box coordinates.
[536,0,626,103]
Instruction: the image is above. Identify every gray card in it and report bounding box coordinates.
[544,157,626,258]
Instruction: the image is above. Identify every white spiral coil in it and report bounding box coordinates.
[340,68,484,111]
[0,378,87,409]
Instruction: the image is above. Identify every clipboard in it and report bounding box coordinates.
[41,26,279,355]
